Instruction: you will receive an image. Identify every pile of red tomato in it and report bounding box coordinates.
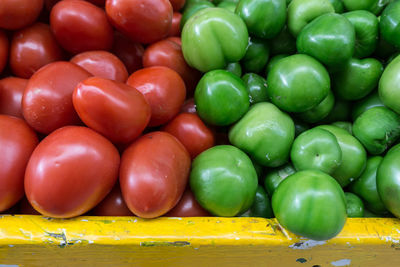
[0,0,211,219]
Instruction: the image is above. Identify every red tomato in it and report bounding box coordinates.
[50,0,113,54]
[180,98,196,114]
[22,61,91,134]
[168,12,182,37]
[0,115,38,212]
[73,77,151,144]
[92,184,133,216]
[25,126,120,218]
[169,0,185,12]
[142,39,200,94]
[163,113,215,159]
[166,36,182,46]
[71,51,128,82]
[106,0,173,44]
[0,77,28,118]
[127,66,186,127]
[0,30,8,74]
[0,0,44,30]
[19,197,40,215]
[10,23,64,79]
[120,131,190,218]
[165,188,211,217]
[112,32,144,74]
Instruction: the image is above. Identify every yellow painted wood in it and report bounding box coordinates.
[0,215,399,266]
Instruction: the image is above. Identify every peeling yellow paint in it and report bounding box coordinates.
[0,216,399,266]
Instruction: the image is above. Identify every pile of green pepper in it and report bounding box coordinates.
[180,0,400,241]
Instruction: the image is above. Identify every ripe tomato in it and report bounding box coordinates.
[50,0,114,54]
[169,0,185,12]
[73,77,151,144]
[22,61,91,134]
[92,184,133,216]
[163,113,215,159]
[71,51,128,82]
[120,131,191,218]
[10,23,64,79]
[0,77,28,118]
[166,36,181,46]
[112,32,144,74]
[168,12,182,37]
[106,0,173,44]
[0,30,8,74]
[126,66,186,127]
[0,115,38,212]
[0,0,44,30]
[25,126,120,218]
[142,38,201,94]
[180,98,196,114]
[164,188,211,217]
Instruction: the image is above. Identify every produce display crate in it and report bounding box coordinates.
[0,215,400,266]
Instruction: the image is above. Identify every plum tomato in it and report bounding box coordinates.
[168,12,183,37]
[112,32,144,74]
[92,183,133,216]
[0,0,44,30]
[0,77,28,118]
[164,188,211,217]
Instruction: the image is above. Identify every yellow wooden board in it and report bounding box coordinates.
[0,215,399,266]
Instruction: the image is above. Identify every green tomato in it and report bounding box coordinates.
[267,54,330,113]
[297,13,356,68]
[345,192,364,217]
[217,1,237,12]
[265,54,288,76]
[317,125,367,187]
[182,8,249,72]
[343,0,392,15]
[333,58,383,100]
[190,145,258,216]
[380,1,400,48]
[379,54,400,114]
[272,170,347,241]
[287,0,335,37]
[239,186,273,218]
[353,106,400,155]
[351,91,384,121]
[329,0,345,13]
[229,102,295,167]
[377,143,400,218]
[263,163,296,196]
[241,37,269,74]
[235,0,286,39]
[195,70,249,126]
[349,156,388,214]
[343,10,379,58]
[241,73,269,104]
[331,121,353,135]
[321,99,351,123]
[291,128,342,175]
[181,1,215,29]
[225,62,242,77]
[269,26,297,55]
[297,91,335,123]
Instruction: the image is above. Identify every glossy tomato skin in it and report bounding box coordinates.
[22,61,91,134]
[0,30,8,74]
[168,12,182,37]
[71,51,128,82]
[92,184,133,216]
[164,188,211,217]
[0,115,38,212]
[0,0,44,30]
[0,77,28,118]
[106,0,173,44]
[50,0,114,54]
[142,39,201,94]
[111,32,144,75]
[126,66,186,127]
[163,113,215,159]
[10,23,64,79]
[73,77,151,144]
[25,126,120,218]
[120,131,191,218]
